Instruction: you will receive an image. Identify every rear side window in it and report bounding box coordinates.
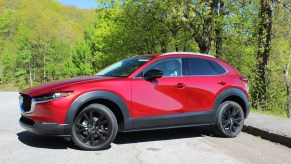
[209,60,227,74]
[188,58,226,75]
[189,58,216,75]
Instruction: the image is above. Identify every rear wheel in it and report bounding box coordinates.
[214,101,244,138]
[71,104,118,150]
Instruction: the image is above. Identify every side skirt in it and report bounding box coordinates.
[122,122,215,132]
[126,110,216,132]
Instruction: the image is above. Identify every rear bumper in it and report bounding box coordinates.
[19,116,71,136]
[245,102,251,119]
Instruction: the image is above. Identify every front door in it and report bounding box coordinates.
[131,58,188,129]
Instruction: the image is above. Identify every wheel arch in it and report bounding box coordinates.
[65,91,132,131]
[214,88,250,119]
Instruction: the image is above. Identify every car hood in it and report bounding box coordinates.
[20,76,115,97]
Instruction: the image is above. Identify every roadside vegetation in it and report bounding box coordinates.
[0,0,290,118]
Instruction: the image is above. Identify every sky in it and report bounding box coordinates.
[58,0,98,9]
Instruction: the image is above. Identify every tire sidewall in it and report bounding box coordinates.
[216,101,244,138]
[71,104,118,150]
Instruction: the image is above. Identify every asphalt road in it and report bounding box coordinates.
[1,92,291,164]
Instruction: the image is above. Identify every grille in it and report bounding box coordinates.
[21,94,32,112]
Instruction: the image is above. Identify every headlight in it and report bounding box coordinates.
[34,91,73,102]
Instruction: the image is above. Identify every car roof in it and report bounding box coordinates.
[140,52,215,58]
[160,52,216,58]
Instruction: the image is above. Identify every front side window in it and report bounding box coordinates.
[96,56,153,77]
[144,58,182,77]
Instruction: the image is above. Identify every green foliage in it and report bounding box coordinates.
[1,41,17,83]
[265,2,291,117]
[0,0,95,88]
[82,0,290,117]
[222,0,259,79]
[71,39,94,76]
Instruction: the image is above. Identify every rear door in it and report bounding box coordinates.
[184,57,227,124]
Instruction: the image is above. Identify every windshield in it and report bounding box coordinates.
[96,56,153,77]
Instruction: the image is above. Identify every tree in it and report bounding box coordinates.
[252,0,273,109]
[16,29,33,86]
[269,0,291,117]
[70,39,94,76]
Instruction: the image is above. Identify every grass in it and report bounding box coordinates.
[0,83,19,91]
[251,108,291,120]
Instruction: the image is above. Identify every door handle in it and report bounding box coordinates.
[218,81,226,85]
[175,83,186,88]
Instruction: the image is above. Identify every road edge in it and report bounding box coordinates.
[242,125,291,148]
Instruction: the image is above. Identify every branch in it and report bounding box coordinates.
[275,0,291,13]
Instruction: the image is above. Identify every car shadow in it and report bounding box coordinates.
[17,131,77,150]
[113,126,214,145]
[17,126,214,150]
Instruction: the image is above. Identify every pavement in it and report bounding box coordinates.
[243,112,291,148]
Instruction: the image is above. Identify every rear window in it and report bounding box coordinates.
[188,58,226,75]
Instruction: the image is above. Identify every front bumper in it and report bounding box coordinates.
[19,116,71,136]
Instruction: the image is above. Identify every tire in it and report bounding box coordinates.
[214,101,244,138]
[71,104,118,150]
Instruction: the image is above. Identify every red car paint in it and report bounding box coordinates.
[19,52,250,132]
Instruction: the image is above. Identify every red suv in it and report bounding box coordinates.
[19,52,251,150]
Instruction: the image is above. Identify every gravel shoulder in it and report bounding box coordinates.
[244,112,291,148]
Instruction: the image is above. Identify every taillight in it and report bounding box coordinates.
[240,77,249,93]
[240,77,249,83]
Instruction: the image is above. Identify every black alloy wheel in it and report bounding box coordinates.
[215,101,244,138]
[71,104,118,150]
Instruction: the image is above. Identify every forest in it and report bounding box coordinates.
[0,0,290,118]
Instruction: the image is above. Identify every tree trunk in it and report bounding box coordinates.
[33,55,36,81]
[43,43,48,82]
[195,0,219,54]
[215,28,222,57]
[185,0,218,54]
[287,84,291,118]
[253,0,272,109]
[215,0,224,58]
[43,52,46,82]
[160,40,167,53]
[195,36,211,54]
[29,62,33,87]
[284,64,291,118]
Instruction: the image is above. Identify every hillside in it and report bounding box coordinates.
[0,0,96,87]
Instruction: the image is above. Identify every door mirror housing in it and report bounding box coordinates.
[144,69,163,81]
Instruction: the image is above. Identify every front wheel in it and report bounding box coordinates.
[71,104,118,150]
[214,101,244,138]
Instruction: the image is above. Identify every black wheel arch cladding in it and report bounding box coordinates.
[65,91,132,131]
[213,88,249,119]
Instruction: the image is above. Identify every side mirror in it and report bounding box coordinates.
[144,69,163,81]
